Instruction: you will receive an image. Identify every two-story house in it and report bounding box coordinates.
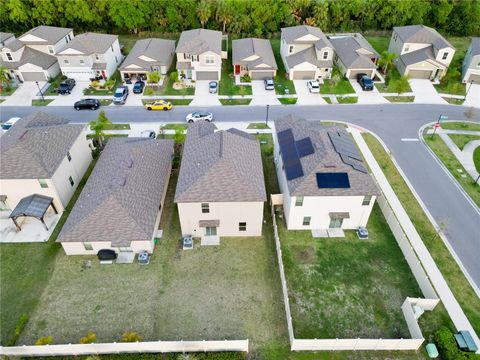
[0,26,73,82]
[388,25,455,80]
[273,115,378,234]
[462,37,480,84]
[0,112,92,217]
[280,25,334,80]
[175,122,266,241]
[56,33,122,81]
[119,38,175,81]
[232,38,277,80]
[175,29,226,81]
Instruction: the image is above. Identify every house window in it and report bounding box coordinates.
[289,45,294,54]
[67,151,72,161]
[239,222,247,231]
[115,56,118,63]
[95,54,100,61]
[79,59,84,64]
[64,59,69,64]
[362,195,372,206]
[323,51,328,60]
[69,176,74,187]
[68,34,72,41]
[302,216,311,226]
[0,198,10,211]
[442,52,448,60]
[404,45,409,52]
[184,53,191,60]
[201,203,209,213]
[83,243,93,251]
[111,45,114,52]
[205,55,214,64]
[6,52,13,61]
[295,196,304,206]
[38,179,48,188]
[48,46,54,54]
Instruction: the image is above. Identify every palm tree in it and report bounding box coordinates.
[197,0,212,28]
[378,51,396,74]
[215,0,233,33]
[89,110,112,148]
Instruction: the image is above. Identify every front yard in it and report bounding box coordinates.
[270,38,296,95]
[83,71,123,96]
[320,68,355,95]
[219,45,252,96]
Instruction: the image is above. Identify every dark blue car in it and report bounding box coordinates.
[357,73,374,91]
[133,80,145,94]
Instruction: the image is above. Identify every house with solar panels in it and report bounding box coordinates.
[273,115,378,233]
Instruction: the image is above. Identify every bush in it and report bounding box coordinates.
[7,313,29,346]
[121,331,142,342]
[240,75,251,83]
[170,71,179,83]
[91,80,99,88]
[35,336,53,345]
[105,78,115,89]
[79,331,97,344]
[148,71,160,84]
[144,86,154,96]
[435,327,478,360]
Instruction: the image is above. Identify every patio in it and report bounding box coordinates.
[0,208,60,243]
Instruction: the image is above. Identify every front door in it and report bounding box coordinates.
[187,70,192,79]
[205,227,217,236]
[329,218,343,229]
[234,65,240,75]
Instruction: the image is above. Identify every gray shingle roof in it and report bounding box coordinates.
[470,37,480,57]
[275,115,378,197]
[281,25,333,49]
[399,46,444,67]
[19,26,72,45]
[58,32,118,55]
[0,112,85,179]
[0,32,14,44]
[329,34,379,69]
[285,46,332,68]
[0,46,57,70]
[2,38,24,51]
[120,38,176,72]
[176,29,222,56]
[175,122,266,203]
[57,137,174,246]
[232,38,277,70]
[393,25,453,50]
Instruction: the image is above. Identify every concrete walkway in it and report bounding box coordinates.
[350,127,480,353]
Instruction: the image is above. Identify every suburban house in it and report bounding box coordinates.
[57,137,174,256]
[119,38,176,81]
[388,25,455,80]
[232,38,277,80]
[280,25,334,80]
[273,115,378,233]
[462,37,480,84]
[56,32,122,81]
[0,26,73,82]
[175,28,227,81]
[0,32,14,48]
[328,33,380,79]
[175,122,266,239]
[0,112,92,217]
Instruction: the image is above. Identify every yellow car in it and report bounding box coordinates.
[144,100,173,111]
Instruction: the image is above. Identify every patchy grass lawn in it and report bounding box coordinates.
[219,98,252,105]
[103,123,130,130]
[99,99,112,106]
[160,123,188,131]
[442,97,464,105]
[440,121,480,131]
[475,147,480,173]
[44,74,63,96]
[337,96,358,104]
[448,134,480,150]
[0,83,18,96]
[271,38,296,95]
[247,123,270,130]
[31,99,54,106]
[278,97,297,104]
[375,68,412,93]
[219,42,252,96]
[320,77,355,95]
[365,36,390,53]
[323,96,332,104]
[83,71,123,96]
[158,77,195,96]
[385,96,415,103]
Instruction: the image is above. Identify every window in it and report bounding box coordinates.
[239,222,247,231]
[111,45,114,52]
[295,196,304,206]
[83,243,93,250]
[67,151,72,161]
[79,59,84,64]
[362,195,372,206]
[205,55,214,64]
[0,198,10,211]
[69,176,74,187]
[38,179,48,188]
[95,54,100,61]
[64,59,69,64]
[115,56,118,63]
[404,45,409,52]
[184,53,191,60]
[6,52,12,61]
[201,203,209,213]
[442,52,448,60]
[289,45,294,54]
[68,34,72,41]
[302,216,311,226]
[323,51,328,60]
[47,46,54,54]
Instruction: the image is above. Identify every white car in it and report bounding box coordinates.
[186,112,213,123]
[140,130,156,139]
[307,80,320,93]
[2,117,21,132]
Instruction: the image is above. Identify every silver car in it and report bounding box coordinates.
[113,86,129,104]
[186,111,213,123]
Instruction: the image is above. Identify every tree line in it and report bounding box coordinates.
[1,0,479,37]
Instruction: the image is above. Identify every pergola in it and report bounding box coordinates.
[9,194,58,231]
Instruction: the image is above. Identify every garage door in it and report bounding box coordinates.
[408,69,432,79]
[21,72,47,81]
[466,73,480,84]
[251,71,274,80]
[63,71,92,81]
[196,71,219,80]
[292,71,316,80]
[348,69,375,79]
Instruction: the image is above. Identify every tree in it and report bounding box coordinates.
[0,66,10,91]
[392,76,410,96]
[378,51,396,74]
[196,0,212,28]
[108,0,154,34]
[121,331,142,342]
[79,331,97,344]
[89,110,112,148]
[169,71,179,83]
[173,128,186,144]
[215,0,234,33]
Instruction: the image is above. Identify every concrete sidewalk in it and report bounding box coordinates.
[350,127,480,353]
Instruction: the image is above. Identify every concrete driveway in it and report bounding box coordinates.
[48,81,90,106]
[409,79,447,104]
[1,81,46,106]
[250,80,280,106]
[464,83,480,108]
[294,80,327,105]
[123,83,144,106]
[349,79,388,104]
[190,80,221,106]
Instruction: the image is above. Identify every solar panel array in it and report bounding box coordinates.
[316,172,351,188]
[278,129,315,181]
[327,130,368,173]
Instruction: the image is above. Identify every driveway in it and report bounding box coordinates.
[464,83,480,108]
[294,80,327,105]
[47,81,90,106]
[409,79,447,104]
[349,79,388,104]
[123,83,144,106]
[1,81,46,106]
[190,80,221,106]
[250,80,280,106]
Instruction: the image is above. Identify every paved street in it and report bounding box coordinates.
[1,103,479,291]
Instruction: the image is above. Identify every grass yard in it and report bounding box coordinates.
[365,36,390,53]
[219,98,252,105]
[247,123,270,129]
[0,83,18,96]
[278,97,297,104]
[375,68,412,93]
[337,96,358,104]
[103,123,130,130]
[161,123,188,131]
[320,73,355,95]
[323,97,332,104]
[158,77,195,96]
[270,38,296,95]
[442,97,464,105]
[31,99,54,106]
[448,134,480,150]
[45,74,63,96]
[440,121,480,131]
[83,71,123,96]
[219,40,252,96]
[385,96,415,102]
[475,147,480,173]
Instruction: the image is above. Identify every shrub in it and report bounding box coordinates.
[148,71,160,84]
[91,80,99,88]
[105,78,116,89]
[7,313,29,346]
[434,327,478,360]
[170,71,179,83]
[240,75,251,83]
[144,86,154,96]
[121,331,142,342]
[35,336,53,345]
[61,75,68,80]
[79,331,97,344]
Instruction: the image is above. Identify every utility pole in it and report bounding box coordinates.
[265,104,270,127]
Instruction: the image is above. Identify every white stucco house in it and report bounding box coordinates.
[57,137,174,256]
[462,37,480,84]
[175,122,266,239]
[0,112,92,218]
[280,25,334,80]
[175,28,227,81]
[273,115,378,233]
[232,38,277,80]
[388,25,455,80]
[56,32,122,81]
[0,26,73,82]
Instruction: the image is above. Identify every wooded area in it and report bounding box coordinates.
[1,0,479,37]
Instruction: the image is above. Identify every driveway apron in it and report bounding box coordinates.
[250,80,280,106]
[409,79,447,104]
[190,80,221,106]
[349,79,388,104]
[294,80,327,105]
[1,81,46,106]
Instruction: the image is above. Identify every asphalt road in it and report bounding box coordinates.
[1,104,480,291]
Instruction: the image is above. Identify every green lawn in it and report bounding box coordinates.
[31,99,54,106]
[448,134,480,150]
[442,97,464,105]
[474,147,480,173]
[157,77,195,96]
[45,74,63,96]
[323,97,332,104]
[219,45,252,96]
[219,98,252,105]
[247,123,270,130]
[365,36,390,53]
[100,99,112,106]
[104,123,130,130]
[385,96,415,102]
[337,96,358,104]
[375,68,412,93]
[320,70,355,95]
[0,85,18,96]
[440,121,480,131]
[270,38,296,95]
[278,97,297,104]
[363,133,480,336]
[83,71,123,96]
[160,123,188,131]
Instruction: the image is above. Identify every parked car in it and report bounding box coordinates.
[133,80,145,94]
[113,86,129,104]
[73,98,100,111]
[307,80,320,93]
[264,78,275,90]
[1,117,21,132]
[186,112,213,123]
[140,130,156,139]
[209,81,218,94]
[57,78,76,95]
[144,100,172,111]
[357,73,374,91]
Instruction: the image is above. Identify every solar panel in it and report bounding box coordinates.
[285,160,304,180]
[328,131,367,170]
[316,172,351,188]
[278,129,315,180]
[296,137,315,157]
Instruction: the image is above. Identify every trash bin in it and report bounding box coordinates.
[425,343,439,358]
